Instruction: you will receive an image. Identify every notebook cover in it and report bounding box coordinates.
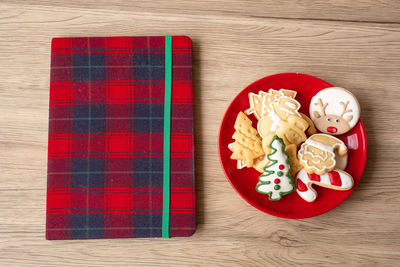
[46,36,195,239]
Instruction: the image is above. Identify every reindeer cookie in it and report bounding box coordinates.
[310,87,360,135]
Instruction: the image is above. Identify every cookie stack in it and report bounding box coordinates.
[228,87,360,202]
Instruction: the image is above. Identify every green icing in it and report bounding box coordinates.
[255,135,296,201]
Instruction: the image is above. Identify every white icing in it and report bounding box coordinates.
[298,142,336,173]
[271,96,301,120]
[309,87,360,128]
[319,172,330,185]
[281,107,295,115]
[256,90,300,137]
[305,139,335,153]
[305,134,347,153]
[286,102,297,109]
[335,152,348,170]
[269,138,288,162]
[246,93,260,119]
[268,110,281,132]
[296,189,317,202]
[237,160,246,169]
[279,96,301,115]
[279,88,297,98]
[313,171,353,189]
[244,107,254,116]
[268,88,282,96]
[339,172,353,189]
[260,93,272,118]
[296,168,354,202]
[259,91,300,119]
[256,118,265,138]
[256,138,294,201]
[296,169,317,202]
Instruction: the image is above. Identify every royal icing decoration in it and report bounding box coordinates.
[229,83,362,205]
[335,152,348,170]
[309,87,360,135]
[256,135,295,201]
[271,96,301,120]
[245,91,269,120]
[260,89,298,118]
[266,110,281,132]
[257,96,304,140]
[296,168,354,202]
[229,112,264,168]
[298,134,348,175]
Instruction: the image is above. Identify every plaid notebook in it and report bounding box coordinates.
[46,36,195,239]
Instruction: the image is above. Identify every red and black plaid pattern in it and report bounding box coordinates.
[46,36,195,239]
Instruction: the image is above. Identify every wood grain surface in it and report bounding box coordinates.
[1,1,400,266]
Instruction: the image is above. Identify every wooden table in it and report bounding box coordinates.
[1,1,399,265]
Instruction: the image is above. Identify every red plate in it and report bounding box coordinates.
[218,73,367,219]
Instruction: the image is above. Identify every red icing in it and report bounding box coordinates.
[279,164,284,170]
[308,173,321,182]
[327,126,337,133]
[297,178,308,192]
[274,178,280,184]
[329,171,342,186]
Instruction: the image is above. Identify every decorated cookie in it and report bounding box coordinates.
[299,112,317,136]
[271,96,301,120]
[230,83,360,204]
[256,136,295,201]
[260,93,277,117]
[268,88,297,99]
[245,91,268,120]
[253,142,301,177]
[257,112,280,138]
[285,144,303,177]
[296,168,354,202]
[298,134,347,175]
[253,155,270,173]
[258,89,297,117]
[257,98,305,140]
[276,115,308,147]
[268,88,283,98]
[229,112,264,167]
[260,89,282,117]
[335,151,348,170]
[310,87,360,135]
[278,88,297,98]
[236,159,246,169]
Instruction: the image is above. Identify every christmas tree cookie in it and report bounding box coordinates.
[229,112,264,167]
[256,135,295,201]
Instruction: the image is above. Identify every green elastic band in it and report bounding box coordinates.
[162,35,172,238]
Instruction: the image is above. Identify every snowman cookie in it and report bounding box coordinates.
[309,87,360,135]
